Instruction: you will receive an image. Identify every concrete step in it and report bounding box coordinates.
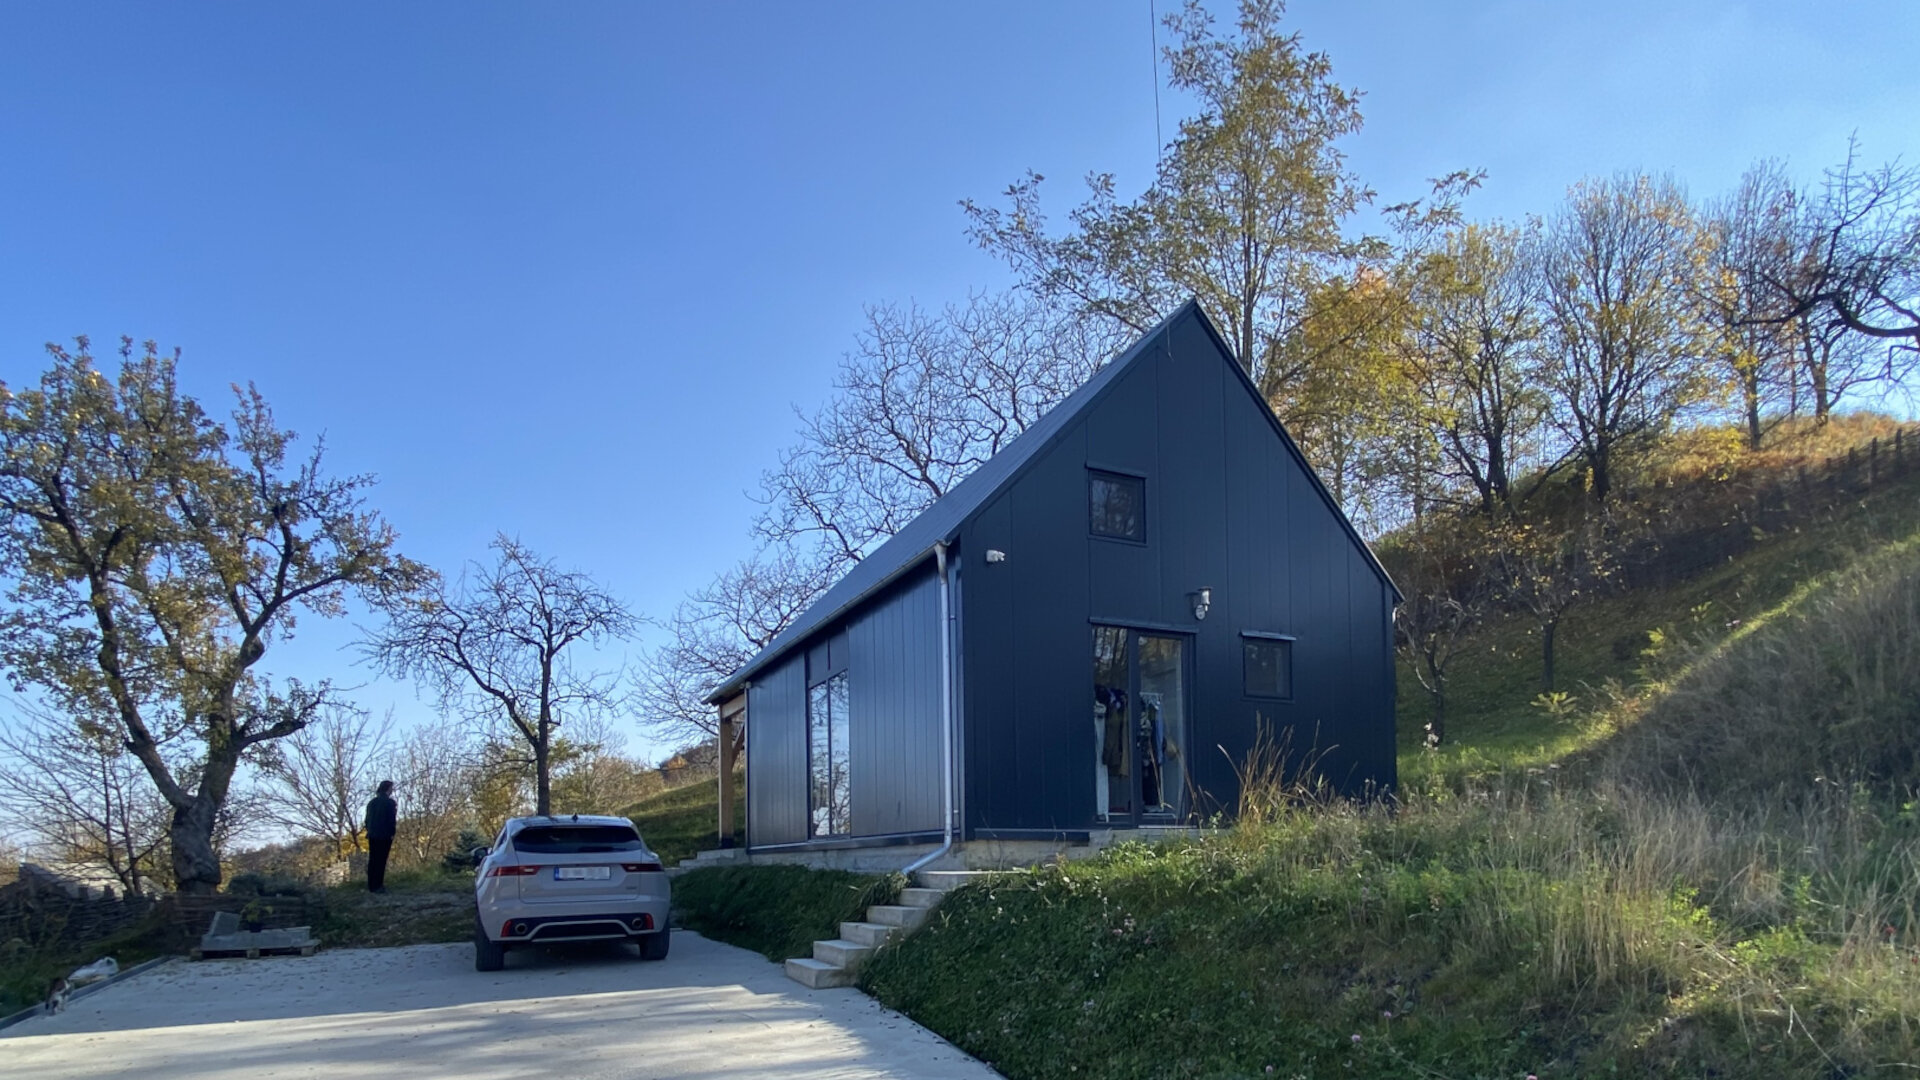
[784,957,855,989]
[916,869,1007,892]
[812,938,875,970]
[840,921,899,948]
[866,904,932,931]
[898,887,945,909]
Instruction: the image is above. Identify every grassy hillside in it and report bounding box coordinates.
[1398,415,1920,789]
[855,421,1920,1079]
[622,772,742,867]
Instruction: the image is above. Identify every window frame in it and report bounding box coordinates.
[806,628,852,839]
[1240,631,1296,701]
[1087,467,1148,544]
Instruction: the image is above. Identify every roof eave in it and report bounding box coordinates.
[701,538,952,705]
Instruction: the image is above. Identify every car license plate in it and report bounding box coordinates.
[554,866,611,881]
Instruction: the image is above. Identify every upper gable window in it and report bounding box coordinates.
[1088,469,1145,542]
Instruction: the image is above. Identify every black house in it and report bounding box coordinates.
[707,301,1398,857]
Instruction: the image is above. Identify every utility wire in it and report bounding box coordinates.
[1149,0,1163,161]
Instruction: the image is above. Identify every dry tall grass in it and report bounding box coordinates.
[1216,530,1920,1072]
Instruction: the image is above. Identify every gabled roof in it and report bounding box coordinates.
[706,300,1398,704]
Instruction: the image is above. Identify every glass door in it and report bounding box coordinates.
[1136,634,1187,822]
[1092,627,1189,824]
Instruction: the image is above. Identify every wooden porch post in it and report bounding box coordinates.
[717,693,745,848]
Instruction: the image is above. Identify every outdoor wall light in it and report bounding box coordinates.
[985,549,1007,563]
[1191,586,1212,621]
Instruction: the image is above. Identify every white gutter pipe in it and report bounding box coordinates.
[904,541,956,878]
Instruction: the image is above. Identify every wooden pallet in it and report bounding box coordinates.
[193,919,318,960]
[191,943,317,960]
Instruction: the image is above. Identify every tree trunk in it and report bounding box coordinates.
[1424,684,1446,749]
[1745,372,1763,451]
[1486,439,1509,515]
[534,737,552,816]
[1811,342,1831,422]
[168,796,223,894]
[1589,451,1612,503]
[1540,620,1557,693]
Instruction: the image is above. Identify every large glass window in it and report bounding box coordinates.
[1089,470,1146,542]
[808,672,850,837]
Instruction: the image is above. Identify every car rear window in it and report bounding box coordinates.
[511,825,645,853]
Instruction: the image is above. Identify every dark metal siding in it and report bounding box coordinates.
[961,493,1016,836]
[746,651,808,846]
[746,565,947,849]
[847,568,945,836]
[960,307,1396,833]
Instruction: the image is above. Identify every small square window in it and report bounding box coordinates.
[1243,636,1293,699]
[1089,470,1145,542]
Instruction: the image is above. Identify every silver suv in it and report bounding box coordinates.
[472,814,672,971]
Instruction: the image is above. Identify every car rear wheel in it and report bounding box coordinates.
[474,920,506,972]
[638,930,670,961]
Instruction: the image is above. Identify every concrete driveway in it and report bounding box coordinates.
[4,931,1001,1079]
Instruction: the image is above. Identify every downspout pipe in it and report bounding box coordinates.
[904,541,956,878]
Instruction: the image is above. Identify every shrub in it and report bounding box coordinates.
[673,865,899,962]
[441,827,489,873]
[224,871,315,898]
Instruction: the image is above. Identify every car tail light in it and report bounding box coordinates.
[487,865,540,877]
[621,862,664,873]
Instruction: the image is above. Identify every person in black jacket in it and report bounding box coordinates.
[364,780,398,894]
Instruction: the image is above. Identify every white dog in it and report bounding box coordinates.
[68,957,119,985]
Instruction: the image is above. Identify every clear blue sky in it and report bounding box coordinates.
[3,2,1916,761]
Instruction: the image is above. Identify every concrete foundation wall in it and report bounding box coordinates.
[683,828,1212,875]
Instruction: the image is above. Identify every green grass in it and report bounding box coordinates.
[864,801,1920,1080]
[672,864,899,962]
[622,773,743,867]
[313,868,475,950]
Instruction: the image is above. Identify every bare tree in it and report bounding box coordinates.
[253,703,393,856]
[757,293,1120,566]
[1759,143,1920,351]
[1537,174,1717,501]
[0,701,171,893]
[370,536,636,816]
[1384,517,1494,748]
[636,548,836,745]
[637,292,1119,749]
[1789,306,1887,422]
[387,717,480,866]
[1491,509,1630,693]
[1701,161,1801,449]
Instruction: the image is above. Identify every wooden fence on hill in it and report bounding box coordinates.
[0,865,155,956]
[1624,424,1920,588]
